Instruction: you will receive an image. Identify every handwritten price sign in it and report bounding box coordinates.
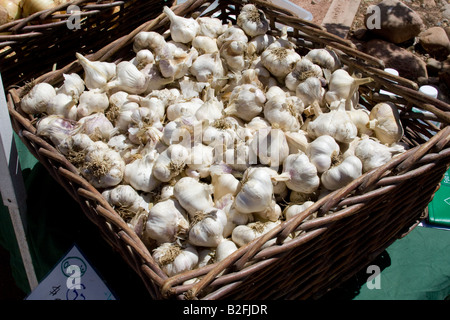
[26,245,116,300]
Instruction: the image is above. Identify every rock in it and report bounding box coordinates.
[364,0,424,44]
[419,27,450,60]
[363,39,428,80]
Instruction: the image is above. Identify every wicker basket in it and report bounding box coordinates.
[0,0,174,89]
[6,0,450,300]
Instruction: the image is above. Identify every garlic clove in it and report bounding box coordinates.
[123,148,160,192]
[215,239,238,262]
[46,93,78,120]
[284,201,315,221]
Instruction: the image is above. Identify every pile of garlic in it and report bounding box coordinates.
[22,4,408,277]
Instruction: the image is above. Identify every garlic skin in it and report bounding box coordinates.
[106,61,147,94]
[123,148,160,192]
[306,135,340,173]
[215,239,238,262]
[285,59,323,92]
[307,99,358,144]
[321,155,362,190]
[234,167,274,214]
[57,73,85,101]
[188,207,228,247]
[368,102,404,145]
[224,83,266,122]
[153,144,190,183]
[284,201,315,221]
[264,89,303,132]
[250,127,289,169]
[237,4,269,37]
[77,89,109,118]
[80,141,125,189]
[231,220,279,248]
[173,177,215,218]
[304,48,340,71]
[145,198,189,244]
[196,16,227,38]
[281,152,320,194]
[76,53,116,90]
[152,242,199,277]
[192,35,219,54]
[261,43,301,79]
[354,137,405,172]
[163,6,199,44]
[21,82,56,115]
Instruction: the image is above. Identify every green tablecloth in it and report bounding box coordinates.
[1,135,450,300]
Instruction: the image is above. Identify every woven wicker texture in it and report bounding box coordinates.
[0,0,174,89]
[6,0,450,300]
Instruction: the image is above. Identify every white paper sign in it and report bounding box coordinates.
[26,244,116,300]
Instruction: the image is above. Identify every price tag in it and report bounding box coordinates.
[26,244,116,300]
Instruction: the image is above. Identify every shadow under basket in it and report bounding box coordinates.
[0,0,174,89]
[6,0,450,300]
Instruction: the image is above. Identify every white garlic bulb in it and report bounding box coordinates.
[188,207,227,247]
[102,184,150,220]
[210,165,240,202]
[354,137,405,172]
[166,97,204,121]
[367,102,404,145]
[153,144,190,183]
[159,47,199,80]
[106,61,147,94]
[215,239,238,262]
[217,25,248,48]
[36,115,82,154]
[224,83,266,122]
[76,53,116,90]
[192,35,219,54]
[321,155,362,190]
[284,130,310,154]
[284,201,315,221]
[78,112,116,141]
[46,93,78,120]
[264,88,303,132]
[21,82,56,115]
[250,127,289,169]
[123,148,160,192]
[261,43,301,79]
[304,48,340,71]
[77,89,109,118]
[57,73,85,101]
[231,220,279,248]
[189,52,227,89]
[173,177,214,218]
[152,242,199,277]
[285,58,323,92]
[237,3,269,37]
[195,87,224,122]
[295,76,325,117]
[196,16,227,38]
[247,34,276,56]
[163,6,199,44]
[186,143,214,179]
[281,151,320,194]
[145,198,189,244]
[306,135,340,173]
[220,40,248,72]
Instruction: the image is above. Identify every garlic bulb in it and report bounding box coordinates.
[133,31,167,54]
[123,148,160,192]
[0,0,20,24]
[306,135,340,173]
[284,130,310,154]
[173,177,214,218]
[354,137,405,172]
[102,184,150,221]
[145,198,189,244]
[237,3,269,37]
[284,201,315,221]
[217,25,248,48]
[264,88,303,132]
[304,48,340,71]
[261,43,301,79]
[166,97,204,121]
[77,89,109,118]
[80,141,125,189]
[220,40,248,72]
[210,165,240,202]
[106,61,147,94]
[285,58,323,92]
[188,207,227,247]
[250,127,290,169]
[153,144,190,183]
[247,34,276,56]
[215,239,238,262]
[233,167,274,214]
[307,99,358,143]
[46,93,77,120]
[224,83,266,122]
[57,73,85,101]
[78,112,116,141]
[190,52,227,89]
[36,115,82,154]
[21,0,69,17]
[132,49,155,69]
[186,143,214,179]
[347,106,373,137]
[196,16,227,38]
[231,220,279,248]
[163,6,199,44]
[254,198,282,222]
[295,76,325,117]
[159,47,199,80]
[76,53,116,90]
[281,151,320,194]
[321,155,362,190]
[21,82,56,115]
[195,87,224,122]
[325,69,372,110]
[192,35,219,54]
[367,102,404,145]
[152,242,198,277]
